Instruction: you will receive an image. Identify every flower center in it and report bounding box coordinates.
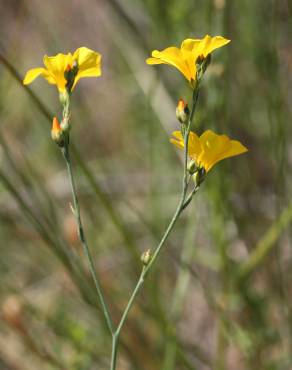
[64,60,79,92]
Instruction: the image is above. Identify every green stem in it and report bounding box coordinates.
[109,196,186,369]
[162,207,198,370]
[110,334,119,370]
[62,143,114,335]
[182,185,200,210]
[117,267,146,336]
[109,85,200,370]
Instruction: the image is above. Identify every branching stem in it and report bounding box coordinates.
[109,84,201,369]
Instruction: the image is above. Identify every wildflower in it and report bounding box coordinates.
[146,35,230,84]
[176,99,189,124]
[23,47,101,93]
[170,130,247,172]
[51,117,63,146]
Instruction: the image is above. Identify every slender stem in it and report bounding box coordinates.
[109,196,186,368]
[116,267,146,337]
[182,185,200,210]
[109,85,200,370]
[62,143,114,335]
[163,207,198,370]
[110,334,118,370]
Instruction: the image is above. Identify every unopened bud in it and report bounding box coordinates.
[51,117,64,146]
[176,99,189,124]
[141,249,152,266]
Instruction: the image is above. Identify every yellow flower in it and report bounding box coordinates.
[23,47,101,92]
[170,130,247,172]
[146,35,230,83]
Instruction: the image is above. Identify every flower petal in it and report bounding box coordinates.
[72,47,101,89]
[182,35,230,59]
[187,131,201,159]
[198,130,247,171]
[200,35,230,57]
[170,131,184,150]
[204,139,248,171]
[170,131,201,158]
[147,47,194,81]
[73,47,101,71]
[218,139,248,162]
[181,38,201,51]
[146,57,165,65]
[198,130,230,171]
[43,53,73,92]
[23,67,47,85]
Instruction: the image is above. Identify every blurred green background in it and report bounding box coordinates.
[0,0,292,369]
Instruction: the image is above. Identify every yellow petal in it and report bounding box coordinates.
[172,131,183,140]
[23,67,47,85]
[200,35,230,57]
[73,47,101,76]
[170,131,202,158]
[72,47,101,89]
[181,49,197,81]
[181,38,201,51]
[182,35,230,59]
[146,57,165,65]
[199,130,228,152]
[198,130,247,172]
[43,53,73,92]
[210,135,247,167]
[198,130,229,171]
[170,131,184,150]
[217,139,248,162]
[187,131,201,159]
[147,47,194,81]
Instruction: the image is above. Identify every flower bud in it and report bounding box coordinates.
[141,249,152,266]
[176,99,189,124]
[51,117,64,146]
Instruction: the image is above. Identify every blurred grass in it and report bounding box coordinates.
[0,0,292,369]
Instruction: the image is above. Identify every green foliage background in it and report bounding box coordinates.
[0,0,292,369]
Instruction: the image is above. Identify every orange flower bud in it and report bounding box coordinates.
[52,116,61,134]
[177,98,185,112]
[176,99,189,124]
[51,117,64,146]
